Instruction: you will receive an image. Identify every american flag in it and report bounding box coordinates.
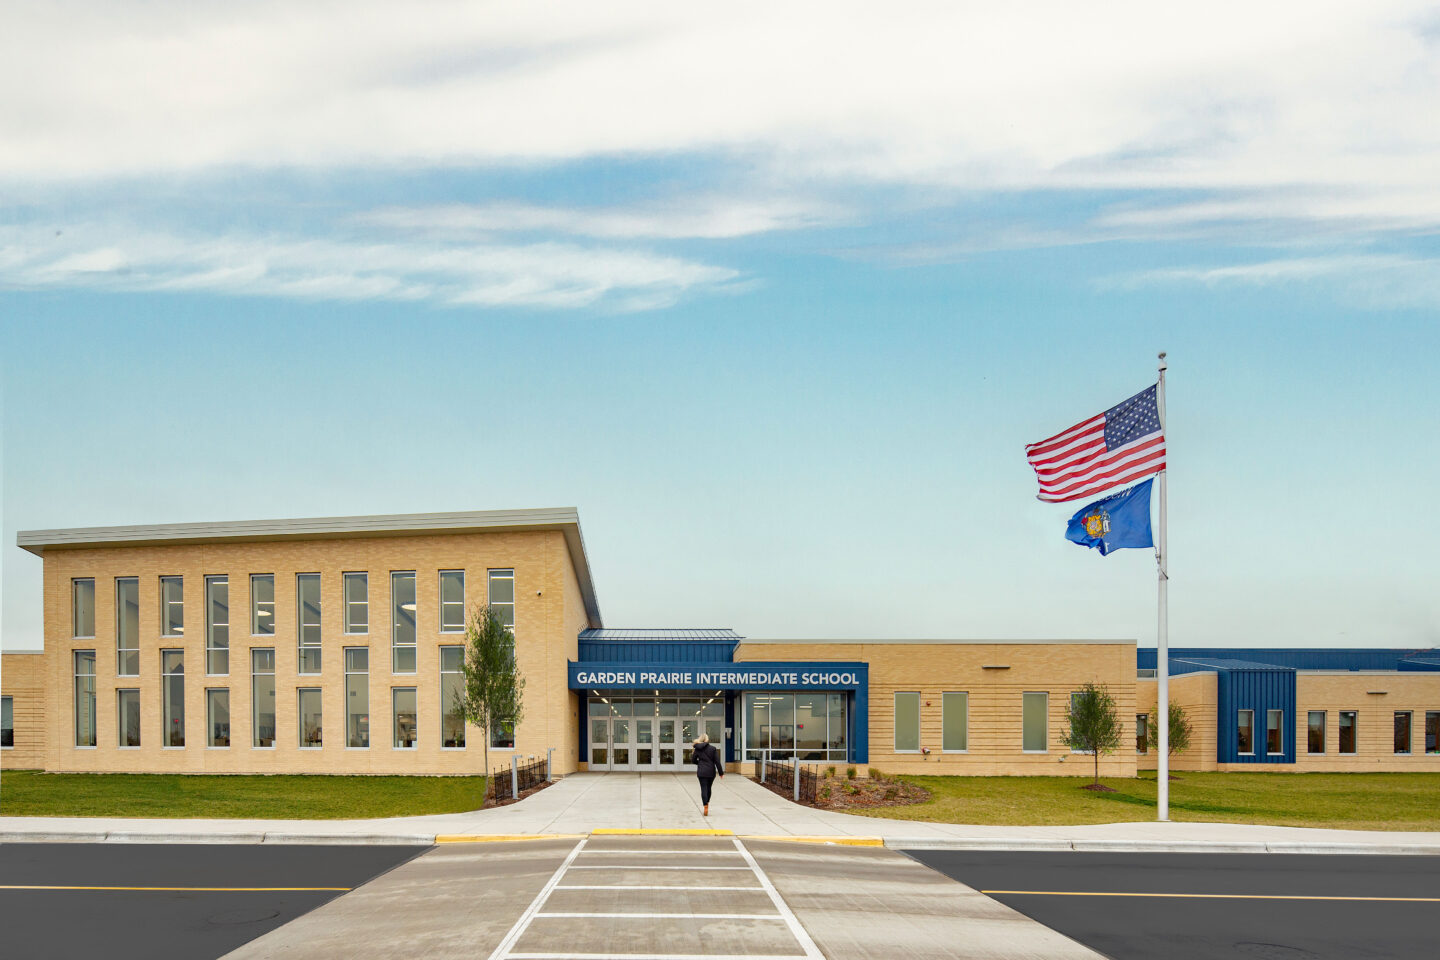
[1026,384,1166,503]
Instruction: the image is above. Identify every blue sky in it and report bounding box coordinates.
[3,2,1438,651]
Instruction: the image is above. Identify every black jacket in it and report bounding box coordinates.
[693,741,723,779]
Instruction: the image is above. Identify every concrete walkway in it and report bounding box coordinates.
[5,772,1440,853]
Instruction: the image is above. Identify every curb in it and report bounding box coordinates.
[743,835,885,847]
[435,833,582,844]
[591,828,734,836]
[886,838,1440,856]
[0,831,434,846]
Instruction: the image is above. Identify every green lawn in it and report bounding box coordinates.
[849,772,1440,831]
[0,771,487,819]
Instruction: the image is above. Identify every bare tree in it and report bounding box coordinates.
[455,605,526,787]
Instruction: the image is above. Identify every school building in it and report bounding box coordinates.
[3,508,1438,777]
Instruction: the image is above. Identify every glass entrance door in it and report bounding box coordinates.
[634,718,655,770]
[589,716,611,768]
[657,719,678,768]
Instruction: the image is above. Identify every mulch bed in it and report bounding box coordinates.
[814,775,930,810]
[485,777,554,808]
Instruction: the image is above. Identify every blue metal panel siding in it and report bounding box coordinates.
[1216,668,1296,764]
[578,639,738,663]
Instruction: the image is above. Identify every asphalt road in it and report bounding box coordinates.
[907,850,1440,960]
[0,842,426,960]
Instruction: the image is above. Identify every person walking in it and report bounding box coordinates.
[693,733,723,816]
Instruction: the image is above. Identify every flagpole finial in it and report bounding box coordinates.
[1158,351,1167,373]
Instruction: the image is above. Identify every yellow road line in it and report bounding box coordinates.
[435,834,582,844]
[982,890,1440,903]
[0,884,351,892]
[591,828,734,836]
[744,835,885,847]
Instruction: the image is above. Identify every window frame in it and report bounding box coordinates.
[1339,710,1358,755]
[298,687,323,750]
[1236,709,1255,756]
[1426,711,1440,755]
[439,570,466,634]
[1307,710,1326,754]
[251,648,276,750]
[1022,691,1049,754]
[391,571,417,674]
[250,573,276,636]
[893,691,921,753]
[1135,713,1149,755]
[74,650,97,748]
[72,578,96,639]
[343,572,369,635]
[117,688,141,749]
[1,694,13,749]
[206,688,231,749]
[161,649,185,749]
[205,575,229,677]
[941,691,968,753]
[487,568,515,632]
[160,576,184,638]
[115,577,140,677]
[296,572,322,675]
[1394,710,1412,755]
[1266,708,1284,756]
[345,646,370,749]
[440,645,466,749]
[393,687,418,750]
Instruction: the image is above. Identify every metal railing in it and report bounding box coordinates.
[489,749,553,803]
[753,752,818,804]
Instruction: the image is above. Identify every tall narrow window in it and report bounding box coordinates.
[1427,712,1440,755]
[1237,709,1254,755]
[117,689,140,747]
[207,689,230,747]
[1308,711,1326,753]
[391,572,417,673]
[441,646,465,748]
[487,569,514,630]
[1136,714,1149,754]
[116,578,139,675]
[252,648,275,748]
[162,650,185,747]
[344,573,368,633]
[893,692,921,752]
[299,688,323,748]
[345,647,369,748]
[1266,709,1284,755]
[161,576,184,636]
[72,578,95,638]
[1339,710,1357,754]
[251,574,275,635]
[74,650,96,746]
[297,573,322,674]
[440,570,465,633]
[1394,712,1412,754]
[205,576,229,675]
[942,692,968,752]
[1022,691,1048,752]
[393,688,417,748]
[1,696,12,748]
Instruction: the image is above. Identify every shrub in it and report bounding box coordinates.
[884,785,899,800]
[843,782,859,795]
[868,766,883,781]
[826,765,837,778]
[846,766,857,780]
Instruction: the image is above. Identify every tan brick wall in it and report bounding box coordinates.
[736,641,1137,777]
[1,652,46,769]
[31,529,587,775]
[1136,672,1219,771]
[1284,673,1440,772]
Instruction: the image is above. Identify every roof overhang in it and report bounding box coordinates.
[17,507,602,628]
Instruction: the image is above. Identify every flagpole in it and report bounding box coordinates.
[1156,351,1170,821]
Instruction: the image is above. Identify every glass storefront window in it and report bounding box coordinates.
[741,692,847,762]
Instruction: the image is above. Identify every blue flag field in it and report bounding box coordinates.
[1065,479,1154,556]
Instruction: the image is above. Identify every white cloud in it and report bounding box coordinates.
[1102,254,1440,310]
[0,223,740,310]
[2,1,1438,230]
[356,197,844,240]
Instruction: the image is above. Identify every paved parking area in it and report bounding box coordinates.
[0,842,424,960]
[910,850,1440,960]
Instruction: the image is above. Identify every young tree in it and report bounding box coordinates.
[1146,700,1194,766]
[1063,682,1123,787]
[456,604,526,786]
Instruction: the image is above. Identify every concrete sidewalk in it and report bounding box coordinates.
[5,772,1440,854]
